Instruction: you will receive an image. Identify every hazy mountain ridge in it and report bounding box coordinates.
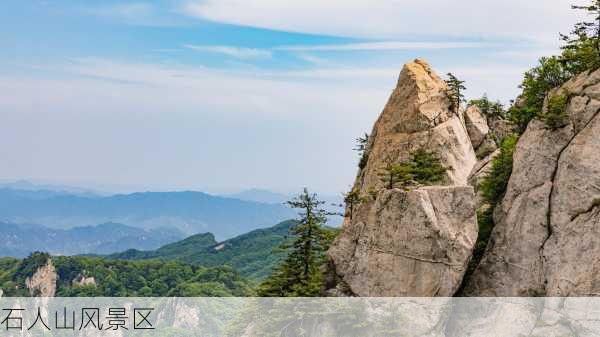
[0,222,185,257]
[0,188,296,239]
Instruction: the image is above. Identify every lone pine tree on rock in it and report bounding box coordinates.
[446,73,466,115]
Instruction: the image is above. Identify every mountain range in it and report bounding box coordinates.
[0,186,296,239]
[0,221,185,257]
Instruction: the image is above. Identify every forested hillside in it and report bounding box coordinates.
[0,253,251,297]
[108,220,297,280]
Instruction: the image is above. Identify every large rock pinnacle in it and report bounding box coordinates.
[327,59,478,296]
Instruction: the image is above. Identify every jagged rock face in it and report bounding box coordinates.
[355,59,477,193]
[464,68,600,296]
[329,187,477,296]
[464,105,489,149]
[327,59,478,296]
[26,259,57,297]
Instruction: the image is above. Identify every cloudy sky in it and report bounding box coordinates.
[0,0,581,194]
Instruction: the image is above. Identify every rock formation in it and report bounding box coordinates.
[25,258,57,297]
[464,105,490,151]
[73,274,96,287]
[327,59,478,296]
[464,68,600,296]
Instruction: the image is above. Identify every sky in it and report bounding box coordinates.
[0,0,582,195]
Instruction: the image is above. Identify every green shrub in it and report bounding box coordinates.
[378,149,447,189]
[479,135,519,205]
[469,95,505,119]
[542,92,569,129]
[506,56,574,132]
[13,252,51,283]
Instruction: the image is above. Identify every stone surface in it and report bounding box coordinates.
[25,259,57,297]
[329,187,477,297]
[327,59,477,297]
[73,275,96,287]
[352,59,476,193]
[464,105,489,149]
[464,68,600,296]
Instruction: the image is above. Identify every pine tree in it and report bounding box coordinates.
[561,0,600,72]
[343,187,364,220]
[257,188,330,297]
[354,132,370,169]
[378,150,446,190]
[378,160,412,190]
[446,73,466,115]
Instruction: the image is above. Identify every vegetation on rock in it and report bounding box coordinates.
[462,134,519,286]
[354,133,370,169]
[378,149,447,190]
[469,95,505,120]
[446,73,466,115]
[542,92,570,129]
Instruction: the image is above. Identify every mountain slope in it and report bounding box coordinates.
[0,222,185,257]
[0,188,295,239]
[108,220,297,280]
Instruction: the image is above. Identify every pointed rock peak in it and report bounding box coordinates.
[398,58,445,89]
[376,58,453,136]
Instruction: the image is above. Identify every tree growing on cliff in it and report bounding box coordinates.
[343,187,365,220]
[446,73,466,115]
[257,188,332,296]
[469,94,505,120]
[378,153,412,189]
[378,149,447,190]
[354,132,370,169]
[561,0,600,72]
[506,57,573,132]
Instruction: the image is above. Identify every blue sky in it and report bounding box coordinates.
[0,0,580,194]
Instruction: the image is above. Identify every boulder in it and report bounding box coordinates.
[328,187,477,296]
[464,68,600,296]
[464,105,490,149]
[327,59,478,296]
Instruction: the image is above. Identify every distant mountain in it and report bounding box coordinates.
[0,180,99,197]
[108,220,297,280]
[0,222,185,257]
[224,188,289,204]
[0,188,296,239]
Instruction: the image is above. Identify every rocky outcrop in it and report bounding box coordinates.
[327,59,478,296]
[463,104,517,159]
[464,105,489,149]
[73,275,96,287]
[464,68,600,296]
[355,59,477,191]
[467,149,500,210]
[329,187,477,296]
[25,259,57,297]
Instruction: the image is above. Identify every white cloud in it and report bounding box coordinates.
[275,41,487,52]
[183,0,578,45]
[1,56,532,192]
[184,44,272,59]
